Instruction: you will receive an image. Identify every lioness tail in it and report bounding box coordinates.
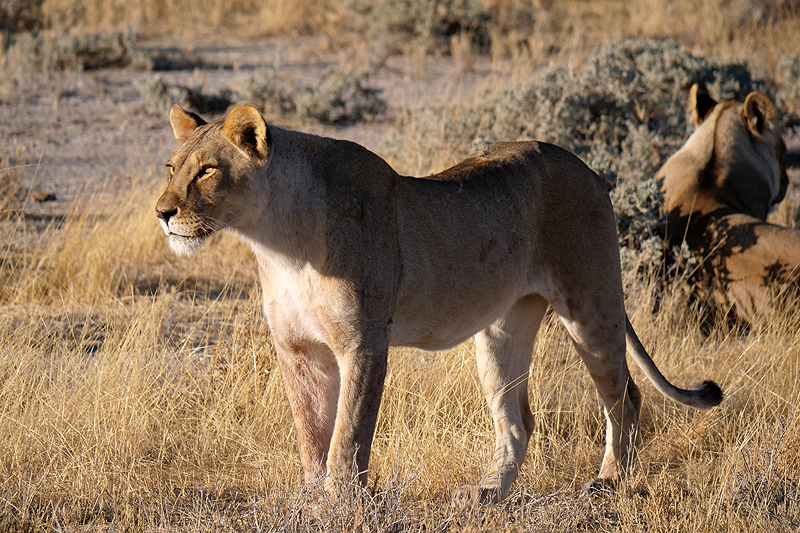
[625,316,723,410]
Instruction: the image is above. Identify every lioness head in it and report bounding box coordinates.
[696,85,787,211]
[155,105,272,256]
[660,84,788,246]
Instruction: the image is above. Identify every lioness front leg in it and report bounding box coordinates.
[272,333,340,484]
[325,329,389,492]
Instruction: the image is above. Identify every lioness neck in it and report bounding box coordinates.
[234,127,330,269]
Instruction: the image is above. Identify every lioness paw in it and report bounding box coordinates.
[452,485,502,508]
[582,476,618,497]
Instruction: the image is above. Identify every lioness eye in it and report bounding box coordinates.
[165,164,174,180]
[198,166,216,179]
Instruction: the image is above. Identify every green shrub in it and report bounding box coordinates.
[138,76,233,115]
[0,0,43,33]
[291,67,386,125]
[346,0,493,54]
[141,67,386,125]
[777,55,800,119]
[232,67,294,117]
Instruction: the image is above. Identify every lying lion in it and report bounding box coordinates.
[659,84,794,326]
[156,104,722,504]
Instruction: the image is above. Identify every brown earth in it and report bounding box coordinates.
[0,37,496,219]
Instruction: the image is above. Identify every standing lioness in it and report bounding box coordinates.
[156,104,722,503]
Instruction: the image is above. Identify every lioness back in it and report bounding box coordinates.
[392,141,620,350]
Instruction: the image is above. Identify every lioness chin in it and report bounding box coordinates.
[156,104,723,504]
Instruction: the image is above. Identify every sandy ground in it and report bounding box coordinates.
[1,37,496,219]
[2,36,798,236]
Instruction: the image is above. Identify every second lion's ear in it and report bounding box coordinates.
[743,92,778,137]
[170,105,207,143]
[690,84,717,127]
[222,104,271,161]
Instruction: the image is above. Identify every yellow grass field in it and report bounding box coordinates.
[2,0,800,531]
[2,152,800,532]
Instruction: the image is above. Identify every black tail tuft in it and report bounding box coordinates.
[697,380,724,407]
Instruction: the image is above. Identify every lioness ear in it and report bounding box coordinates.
[170,105,207,143]
[690,84,717,127]
[222,104,271,160]
[743,92,778,137]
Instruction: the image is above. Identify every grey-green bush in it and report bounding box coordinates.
[381,39,786,280]
[140,67,386,125]
[8,31,152,72]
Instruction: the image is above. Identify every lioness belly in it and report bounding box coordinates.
[390,166,550,350]
[388,298,517,351]
[388,261,542,350]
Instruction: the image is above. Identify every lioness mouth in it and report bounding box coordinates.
[169,233,207,242]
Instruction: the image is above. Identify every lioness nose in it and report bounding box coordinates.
[156,207,178,224]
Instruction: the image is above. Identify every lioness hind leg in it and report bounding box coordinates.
[559,315,642,484]
[456,295,549,505]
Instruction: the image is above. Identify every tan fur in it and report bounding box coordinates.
[659,85,794,325]
[156,104,722,504]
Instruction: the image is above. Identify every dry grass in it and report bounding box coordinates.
[1,1,799,530]
[2,160,800,531]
